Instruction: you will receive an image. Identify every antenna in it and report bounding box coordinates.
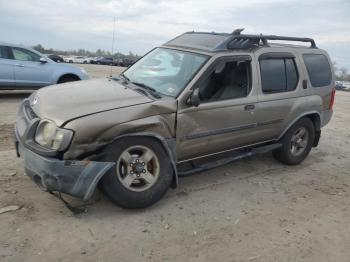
[109,16,116,77]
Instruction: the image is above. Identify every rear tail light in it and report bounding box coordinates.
[329,87,336,111]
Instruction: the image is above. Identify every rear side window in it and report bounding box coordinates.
[0,46,4,58]
[303,54,332,87]
[260,58,298,93]
[0,46,9,59]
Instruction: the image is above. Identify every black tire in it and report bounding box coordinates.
[57,76,80,84]
[273,117,315,165]
[101,137,173,209]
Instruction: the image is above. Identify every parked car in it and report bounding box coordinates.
[119,58,135,67]
[47,54,64,63]
[64,56,88,64]
[92,56,116,65]
[87,57,97,64]
[0,43,88,89]
[14,30,335,209]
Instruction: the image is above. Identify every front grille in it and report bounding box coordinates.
[16,99,39,138]
[24,103,37,120]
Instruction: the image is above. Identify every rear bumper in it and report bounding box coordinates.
[321,110,333,127]
[16,139,114,201]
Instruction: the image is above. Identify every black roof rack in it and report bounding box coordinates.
[226,29,317,49]
[164,29,317,52]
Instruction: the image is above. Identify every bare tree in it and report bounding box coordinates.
[339,67,349,81]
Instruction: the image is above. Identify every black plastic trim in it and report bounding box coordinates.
[184,123,257,140]
[259,52,295,60]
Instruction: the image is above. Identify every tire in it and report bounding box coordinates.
[57,76,80,84]
[273,117,315,165]
[101,137,173,209]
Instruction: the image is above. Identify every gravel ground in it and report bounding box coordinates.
[0,64,349,262]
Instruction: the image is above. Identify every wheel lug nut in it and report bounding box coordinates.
[137,174,140,177]
[142,162,145,166]
[136,159,139,162]
[142,169,146,173]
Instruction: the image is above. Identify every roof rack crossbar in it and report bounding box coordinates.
[227,34,317,49]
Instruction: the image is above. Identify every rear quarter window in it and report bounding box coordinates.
[303,54,332,87]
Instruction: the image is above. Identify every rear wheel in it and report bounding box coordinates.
[101,137,173,209]
[273,118,315,165]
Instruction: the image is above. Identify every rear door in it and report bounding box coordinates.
[10,46,52,88]
[0,46,16,88]
[254,50,307,141]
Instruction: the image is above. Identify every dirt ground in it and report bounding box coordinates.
[0,64,349,262]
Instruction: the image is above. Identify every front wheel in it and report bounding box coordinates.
[273,118,315,165]
[101,137,173,209]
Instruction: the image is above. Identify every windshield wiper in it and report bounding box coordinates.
[119,73,130,82]
[131,82,162,98]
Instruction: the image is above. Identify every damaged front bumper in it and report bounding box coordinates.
[14,98,115,201]
[16,141,114,201]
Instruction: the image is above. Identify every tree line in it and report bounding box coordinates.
[333,62,350,82]
[32,44,141,61]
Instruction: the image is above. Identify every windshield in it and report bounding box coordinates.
[123,48,208,97]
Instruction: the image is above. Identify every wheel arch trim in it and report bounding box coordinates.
[277,111,321,141]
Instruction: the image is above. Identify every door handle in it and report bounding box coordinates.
[15,64,25,67]
[244,104,255,111]
[302,80,308,89]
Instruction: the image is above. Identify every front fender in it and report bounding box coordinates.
[52,67,87,83]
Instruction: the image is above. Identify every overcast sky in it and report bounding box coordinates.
[1,0,349,69]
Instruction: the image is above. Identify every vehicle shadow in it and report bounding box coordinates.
[77,152,291,218]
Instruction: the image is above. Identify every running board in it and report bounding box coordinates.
[177,143,282,176]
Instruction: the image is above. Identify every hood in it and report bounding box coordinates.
[30,78,153,126]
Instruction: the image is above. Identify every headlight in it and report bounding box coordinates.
[35,120,73,151]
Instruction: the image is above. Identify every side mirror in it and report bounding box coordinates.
[188,88,201,107]
[39,57,47,63]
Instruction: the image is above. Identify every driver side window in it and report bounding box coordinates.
[11,47,41,62]
[199,59,251,102]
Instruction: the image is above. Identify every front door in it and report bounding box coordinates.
[176,55,261,162]
[10,46,52,88]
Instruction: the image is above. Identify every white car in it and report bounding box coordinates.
[64,56,88,64]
